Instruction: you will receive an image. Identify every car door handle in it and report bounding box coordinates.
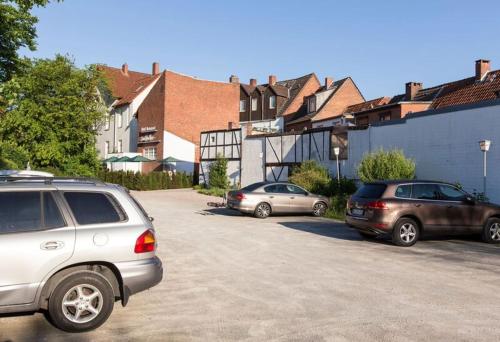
[447,205,455,209]
[269,196,274,199]
[414,204,422,207]
[41,241,65,250]
[289,197,295,199]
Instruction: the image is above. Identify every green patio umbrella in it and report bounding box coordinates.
[129,155,152,162]
[102,156,119,163]
[160,156,180,163]
[114,156,131,171]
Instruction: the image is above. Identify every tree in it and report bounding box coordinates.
[0,55,107,175]
[209,154,229,189]
[0,0,59,82]
[357,149,415,183]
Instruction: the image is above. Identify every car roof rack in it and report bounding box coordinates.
[0,176,107,186]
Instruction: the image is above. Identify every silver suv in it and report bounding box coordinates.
[0,177,163,332]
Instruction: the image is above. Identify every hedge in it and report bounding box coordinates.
[96,170,193,191]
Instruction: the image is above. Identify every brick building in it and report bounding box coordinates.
[97,63,239,174]
[238,73,321,132]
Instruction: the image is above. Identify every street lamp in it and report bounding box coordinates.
[333,147,340,184]
[479,140,491,196]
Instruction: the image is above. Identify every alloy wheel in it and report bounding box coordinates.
[400,223,417,243]
[313,203,326,216]
[257,203,270,217]
[489,222,500,241]
[62,284,103,324]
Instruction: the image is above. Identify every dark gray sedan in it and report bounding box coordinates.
[227,182,329,218]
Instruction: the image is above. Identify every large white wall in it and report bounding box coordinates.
[343,101,500,202]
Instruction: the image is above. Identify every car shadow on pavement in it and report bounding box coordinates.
[197,207,245,217]
[277,220,393,245]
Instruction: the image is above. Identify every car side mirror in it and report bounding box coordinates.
[464,196,476,205]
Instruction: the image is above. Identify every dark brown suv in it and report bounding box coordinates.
[345,180,500,247]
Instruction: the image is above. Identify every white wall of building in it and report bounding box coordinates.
[163,130,196,173]
[343,101,500,202]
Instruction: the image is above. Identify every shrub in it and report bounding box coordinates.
[95,169,193,191]
[209,154,229,189]
[357,149,415,183]
[289,160,331,196]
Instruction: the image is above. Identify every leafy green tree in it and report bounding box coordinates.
[0,0,60,82]
[0,55,106,175]
[357,149,415,183]
[209,154,229,189]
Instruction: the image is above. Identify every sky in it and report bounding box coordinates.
[27,0,500,99]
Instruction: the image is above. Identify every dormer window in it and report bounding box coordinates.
[269,95,276,109]
[308,97,316,113]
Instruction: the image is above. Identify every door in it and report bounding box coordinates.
[285,184,313,213]
[410,184,450,234]
[437,184,482,233]
[263,184,292,213]
[0,191,75,306]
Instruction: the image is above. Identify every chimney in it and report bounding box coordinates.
[405,82,423,101]
[121,63,128,75]
[325,77,334,89]
[475,59,490,81]
[152,62,160,75]
[250,78,257,87]
[268,75,277,86]
[229,75,239,84]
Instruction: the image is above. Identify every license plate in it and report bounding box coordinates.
[351,208,364,216]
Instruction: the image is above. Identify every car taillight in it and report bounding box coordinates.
[135,229,156,253]
[367,200,389,210]
[235,192,246,201]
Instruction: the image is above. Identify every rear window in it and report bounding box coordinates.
[64,192,126,225]
[354,184,387,199]
[241,182,266,192]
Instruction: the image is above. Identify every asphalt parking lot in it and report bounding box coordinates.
[1,189,499,342]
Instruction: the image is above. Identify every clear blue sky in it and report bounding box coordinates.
[27,0,500,99]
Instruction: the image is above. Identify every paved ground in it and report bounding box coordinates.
[1,189,500,342]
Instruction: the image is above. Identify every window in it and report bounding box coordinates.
[269,96,276,109]
[241,182,266,192]
[264,184,289,194]
[105,141,110,155]
[64,192,126,225]
[117,113,123,128]
[239,100,246,112]
[117,140,123,153]
[308,97,316,113]
[286,184,307,195]
[438,185,466,201]
[395,185,412,198]
[379,111,391,121]
[251,97,258,111]
[143,147,157,159]
[357,116,369,126]
[0,192,41,233]
[43,192,65,229]
[330,132,348,160]
[104,115,110,130]
[411,184,440,200]
[354,184,387,199]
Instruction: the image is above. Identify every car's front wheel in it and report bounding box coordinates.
[392,218,419,247]
[47,271,115,332]
[254,202,271,218]
[482,218,500,244]
[312,202,327,217]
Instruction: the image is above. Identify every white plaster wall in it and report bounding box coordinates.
[343,102,500,202]
[163,131,196,173]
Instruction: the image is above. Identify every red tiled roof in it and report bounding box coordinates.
[431,70,500,109]
[344,97,391,114]
[98,65,158,107]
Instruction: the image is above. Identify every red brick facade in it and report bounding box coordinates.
[355,102,431,125]
[137,71,239,173]
[312,78,364,122]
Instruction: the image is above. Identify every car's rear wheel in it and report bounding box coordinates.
[312,202,327,217]
[482,218,500,244]
[47,272,115,332]
[392,218,419,247]
[254,202,271,219]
